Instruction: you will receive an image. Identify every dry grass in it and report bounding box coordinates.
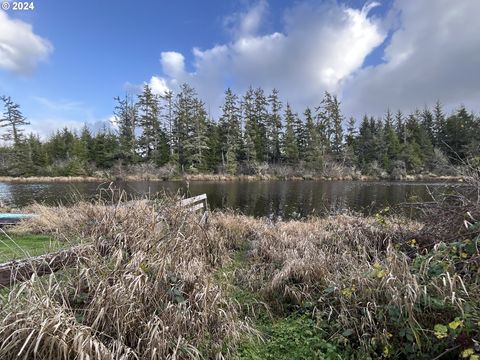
[0,176,104,183]
[1,195,251,359]
[212,211,479,355]
[1,190,478,358]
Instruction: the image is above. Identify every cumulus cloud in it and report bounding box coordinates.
[342,0,480,118]
[223,0,268,39]
[149,1,385,118]
[0,11,53,74]
[149,76,170,96]
[144,0,479,120]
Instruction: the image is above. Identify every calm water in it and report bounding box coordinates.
[0,180,461,219]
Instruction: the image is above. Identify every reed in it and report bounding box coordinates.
[1,191,478,358]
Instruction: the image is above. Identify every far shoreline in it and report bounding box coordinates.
[0,173,466,184]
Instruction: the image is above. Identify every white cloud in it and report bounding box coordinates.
[148,1,385,118]
[160,51,186,79]
[0,11,53,74]
[342,0,480,118]
[149,76,170,96]
[143,0,480,120]
[224,0,268,39]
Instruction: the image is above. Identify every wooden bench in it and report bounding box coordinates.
[180,193,209,225]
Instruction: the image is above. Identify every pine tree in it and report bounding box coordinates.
[242,87,257,163]
[293,110,307,160]
[114,95,137,163]
[283,103,299,163]
[173,84,207,171]
[253,88,268,162]
[137,85,161,162]
[0,96,31,175]
[383,112,401,172]
[442,106,477,162]
[79,125,94,163]
[28,134,48,170]
[344,117,357,166]
[304,108,322,171]
[220,88,242,172]
[267,88,282,164]
[186,98,209,171]
[315,92,344,158]
[421,106,435,145]
[92,126,119,168]
[395,110,406,144]
[160,90,175,157]
[356,115,376,169]
[0,96,30,145]
[433,100,446,148]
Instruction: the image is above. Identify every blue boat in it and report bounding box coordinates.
[0,213,35,225]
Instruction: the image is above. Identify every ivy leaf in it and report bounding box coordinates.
[448,318,463,330]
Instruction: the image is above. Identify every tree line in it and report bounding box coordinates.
[0,85,479,177]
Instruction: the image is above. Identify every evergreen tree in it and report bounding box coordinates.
[160,90,175,157]
[173,84,202,171]
[344,117,357,167]
[137,85,161,162]
[356,116,376,169]
[395,110,406,144]
[283,103,299,164]
[383,114,401,172]
[293,110,307,160]
[326,93,344,157]
[267,88,282,164]
[185,98,209,171]
[0,96,31,175]
[253,87,268,162]
[219,88,242,172]
[433,100,446,148]
[304,107,322,171]
[92,127,119,168]
[0,96,30,145]
[114,95,137,163]
[442,106,477,162]
[242,87,257,163]
[421,106,435,145]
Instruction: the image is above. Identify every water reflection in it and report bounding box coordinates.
[0,180,460,219]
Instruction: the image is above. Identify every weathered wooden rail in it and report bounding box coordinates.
[0,194,209,288]
[0,245,91,288]
[180,193,209,224]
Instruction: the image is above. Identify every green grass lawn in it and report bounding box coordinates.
[0,233,64,262]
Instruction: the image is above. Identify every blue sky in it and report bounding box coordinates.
[1,0,479,137]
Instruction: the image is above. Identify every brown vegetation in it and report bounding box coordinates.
[0,185,478,358]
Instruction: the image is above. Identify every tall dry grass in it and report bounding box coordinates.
[212,211,479,354]
[1,188,478,358]
[1,195,251,359]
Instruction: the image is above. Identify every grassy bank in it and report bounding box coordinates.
[0,197,479,358]
[0,233,63,262]
[0,173,466,183]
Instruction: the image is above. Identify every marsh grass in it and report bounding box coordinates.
[0,194,253,359]
[0,191,478,359]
